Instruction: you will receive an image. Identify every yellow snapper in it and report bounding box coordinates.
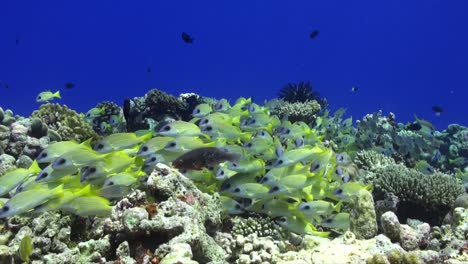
[320,212,350,232]
[93,131,152,153]
[35,163,78,182]
[213,99,231,112]
[158,121,203,137]
[60,195,112,217]
[274,215,330,237]
[36,90,61,103]
[0,160,41,196]
[19,235,33,263]
[229,183,271,199]
[298,200,342,221]
[99,172,139,199]
[273,146,324,168]
[0,184,64,218]
[80,151,136,182]
[52,148,107,170]
[192,103,213,118]
[220,196,244,215]
[164,136,215,153]
[137,136,175,157]
[36,139,92,164]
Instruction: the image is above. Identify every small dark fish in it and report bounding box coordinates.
[309,30,319,39]
[432,105,443,116]
[172,147,240,170]
[407,122,422,131]
[351,86,359,92]
[64,82,75,89]
[147,67,152,74]
[181,32,194,43]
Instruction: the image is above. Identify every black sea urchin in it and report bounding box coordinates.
[278,81,327,107]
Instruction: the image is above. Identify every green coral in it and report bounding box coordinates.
[31,103,98,142]
[268,99,321,124]
[373,163,464,225]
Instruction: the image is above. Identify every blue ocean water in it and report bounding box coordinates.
[1,0,467,129]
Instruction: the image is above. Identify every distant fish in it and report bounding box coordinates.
[431,105,444,116]
[309,30,319,39]
[172,147,240,170]
[181,32,194,43]
[351,86,359,92]
[37,90,61,103]
[147,67,152,74]
[64,82,75,89]
[407,122,422,131]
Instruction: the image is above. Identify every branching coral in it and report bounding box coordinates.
[268,99,321,124]
[372,163,464,226]
[31,104,98,142]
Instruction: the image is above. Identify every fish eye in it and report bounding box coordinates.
[235,204,241,210]
[205,126,213,131]
[246,143,252,148]
[38,96,41,99]
[56,158,66,165]
[336,154,344,162]
[287,198,297,203]
[163,125,171,131]
[335,167,344,175]
[201,119,208,125]
[167,142,176,148]
[334,188,343,195]
[195,109,200,113]
[142,146,149,152]
[285,129,290,134]
[302,205,311,210]
[310,162,321,172]
[260,177,268,183]
[276,160,283,165]
[150,157,157,162]
[96,143,104,150]
[106,181,114,186]
[219,170,224,175]
[39,152,47,158]
[2,206,9,212]
[342,175,350,183]
[269,186,279,193]
[221,182,231,190]
[89,167,97,173]
[231,162,238,167]
[324,218,333,224]
[233,187,240,193]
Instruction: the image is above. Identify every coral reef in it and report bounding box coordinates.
[31,103,98,143]
[85,101,126,136]
[0,108,50,170]
[268,99,321,124]
[372,162,464,225]
[103,163,227,263]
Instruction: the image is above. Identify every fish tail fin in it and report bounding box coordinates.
[334,200,342,212]
[74,184,92,197]
[51,184,65,198]
[28,160,41,173]
[54,91,61,99]
[80,137,94,149]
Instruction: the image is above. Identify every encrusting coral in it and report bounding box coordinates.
[31,103,98,143]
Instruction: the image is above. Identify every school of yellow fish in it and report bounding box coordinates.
[0,97,370,236]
